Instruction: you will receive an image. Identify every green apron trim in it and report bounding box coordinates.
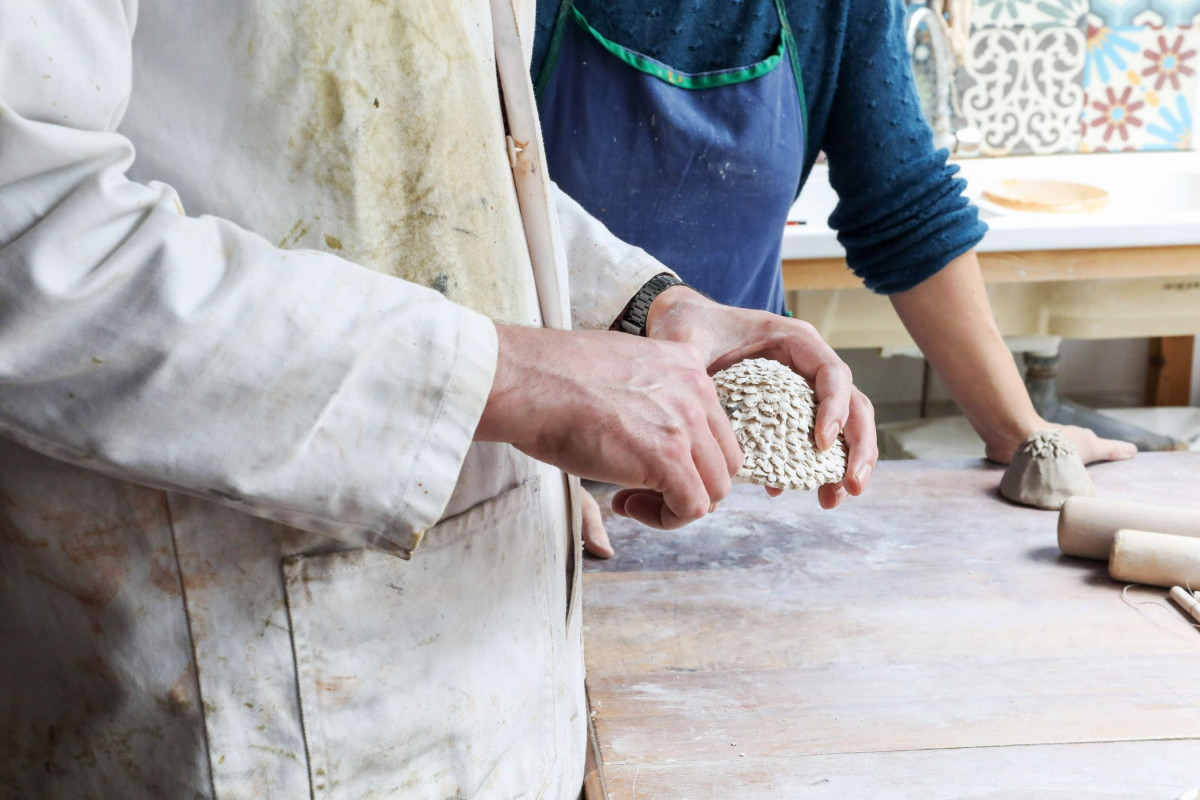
[534,0,810,191]
[560,5,785,91]
[773,0,810,163]
[534,0,576,98]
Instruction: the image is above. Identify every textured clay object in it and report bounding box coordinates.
[999,429,1095,510]
[712,358,846,491]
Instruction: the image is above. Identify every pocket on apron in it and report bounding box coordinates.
[282,479,554,799]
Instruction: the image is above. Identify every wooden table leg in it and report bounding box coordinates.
[1145,335,1195,406]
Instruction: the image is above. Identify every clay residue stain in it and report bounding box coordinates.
[316,70,346,130]
[278,219,310,248]
[164,683,191,716]
[148,552,182,596]
[181,558,219,593]
[0,516,47,549]
[249,743,299,762]
[0,489,46,548]
[74,652,118,684]
[159,666,197,717]
[29,569,114,616]
[57,524,131,610]
[244,0,537,324]
[316,674,362,708]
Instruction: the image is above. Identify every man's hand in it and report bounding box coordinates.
[475,325,743,530]
[580,490,614,558]
[644,285,878,511]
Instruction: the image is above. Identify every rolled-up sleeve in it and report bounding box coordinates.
[552,183,676,331]
[821,0,986,295]
[0,0,495,554]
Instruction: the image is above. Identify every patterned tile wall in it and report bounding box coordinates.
[923,0,1198,153]
[1081,22,1196,150]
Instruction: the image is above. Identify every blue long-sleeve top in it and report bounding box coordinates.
[533,0,987,295]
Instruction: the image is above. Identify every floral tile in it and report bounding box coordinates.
[1144,92,1194,148]
[957,23,1088,155]
[972,0,1086,28]
[1080,24,1198,150]
[1084,19,1144,85]
[1089,0,1152,27]
[1150,0,1200,26]
[1089,0,1200,28]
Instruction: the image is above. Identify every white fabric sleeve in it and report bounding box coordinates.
[0,1,496,553]
[551,183,677,331]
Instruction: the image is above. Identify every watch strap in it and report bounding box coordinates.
[618,273,685,336]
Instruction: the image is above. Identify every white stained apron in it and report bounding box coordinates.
[0,0,585,798]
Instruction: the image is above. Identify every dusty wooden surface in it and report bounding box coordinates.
[781,245,1200,291]
[582,454,1200,799]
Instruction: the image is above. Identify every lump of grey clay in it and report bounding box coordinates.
[999,429,1095,510]
[712,358,846,491]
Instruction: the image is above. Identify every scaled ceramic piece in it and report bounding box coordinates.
[1000,429,1094,510]
[712,358,846,491]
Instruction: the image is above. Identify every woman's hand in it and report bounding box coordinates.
[889,251,1136,469]
[985,420,1136,465]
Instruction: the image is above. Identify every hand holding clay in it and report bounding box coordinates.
[712,358,846,491]
[577,359,849,559]
[643,285,877,510]
[476,325,742,530]
[999,429,1095,510]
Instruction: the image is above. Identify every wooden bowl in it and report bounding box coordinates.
[982,179,1109,213]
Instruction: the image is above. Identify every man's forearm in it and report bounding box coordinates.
[889,250,1040,461]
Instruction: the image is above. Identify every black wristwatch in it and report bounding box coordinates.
[617,273,686,336]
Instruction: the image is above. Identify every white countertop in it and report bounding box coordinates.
[783,150,1200,260]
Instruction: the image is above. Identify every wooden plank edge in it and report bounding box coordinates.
[584,683,610,800]
[782,245,1200,292]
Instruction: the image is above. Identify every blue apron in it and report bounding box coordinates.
[536,0,807,314]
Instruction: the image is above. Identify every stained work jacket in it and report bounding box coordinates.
[0,1,667,797]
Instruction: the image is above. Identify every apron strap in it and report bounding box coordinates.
[534,0,576,98]
[539,1,801,95]
[539,2,809,176]
[773,0,810,169]
[495,0,570,330]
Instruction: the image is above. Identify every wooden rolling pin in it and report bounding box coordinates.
[1109,529,1200,589]
[1058,497,1200,560]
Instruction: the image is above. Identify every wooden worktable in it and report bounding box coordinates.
[780,246,1200,404]
[582,453,1200,798]
[781,245,1200,292]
